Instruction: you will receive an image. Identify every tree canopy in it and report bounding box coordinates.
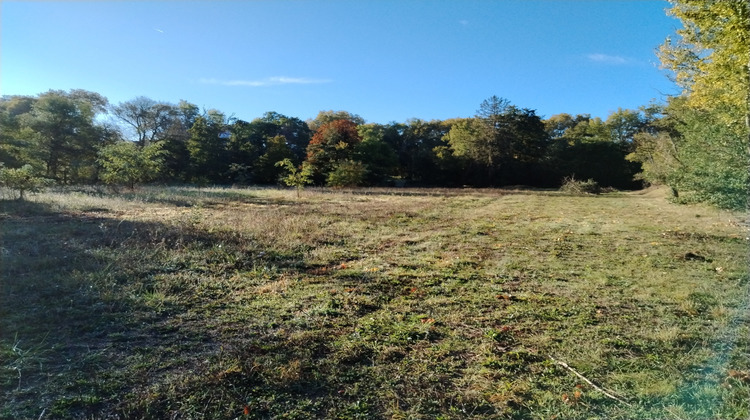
[626,0,750,209]
[0,90,661,193]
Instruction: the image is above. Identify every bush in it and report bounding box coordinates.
[326,160,368,188]
[0,164,53,200]
[98,142,165,190]
[560,176,601,195]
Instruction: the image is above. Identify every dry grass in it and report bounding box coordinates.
[1,185,748,419]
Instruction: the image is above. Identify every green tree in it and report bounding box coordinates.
[544,113,578,141]
[225,119,268,180]
[22,90,112,183]
[255,135,295,184]
[0,164,51,200]
[656,97,747,208]
[225,112,312,184]
[400,119,452,184]
[605,108,646,146]
[444,97,548,185]
[327,159,368,188]
[476,96,512,177]
[355,124,399,185]
[187,115,228,183]
[260,112,312,163]
[178,100,200,129]
[626,104,681,192]
[98,141,165,190]
[444,118,486,167]
[503,106,548,163]
[155,100,200,182]
[543,112,640,189]
[0,96,37,169]
[275,158,314,197]
[654,0,749,208]
[307,110,365,132]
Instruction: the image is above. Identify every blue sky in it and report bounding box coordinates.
[1,1,679,124]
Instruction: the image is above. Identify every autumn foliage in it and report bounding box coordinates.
[305,119,362,182]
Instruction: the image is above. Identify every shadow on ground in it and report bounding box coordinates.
[0,199,352,419]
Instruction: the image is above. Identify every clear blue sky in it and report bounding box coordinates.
[1,0,679,124]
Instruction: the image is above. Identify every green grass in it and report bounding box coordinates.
[1,186,748,419]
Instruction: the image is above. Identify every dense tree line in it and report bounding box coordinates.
[0,90,652,192]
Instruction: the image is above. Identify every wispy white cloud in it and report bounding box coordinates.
[154,28,165,33]
[199,76,331,87]
[199,78,265,87]
[587,53,628,65]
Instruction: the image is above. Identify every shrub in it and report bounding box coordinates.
[0,164,53,200]
[98,142,164,190]
[560,176,601,195]
[326,160,368,188]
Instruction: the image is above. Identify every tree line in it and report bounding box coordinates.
[0,0,747,209]
[0,91,649,188]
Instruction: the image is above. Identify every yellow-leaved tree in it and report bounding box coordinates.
[632,0,749,209]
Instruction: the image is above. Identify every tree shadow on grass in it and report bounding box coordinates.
[114,187,303,208]
[0,199,359,419]
[1,197,512,419]
[312,186,561,199]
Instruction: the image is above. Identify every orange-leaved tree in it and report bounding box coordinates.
[305,119,362,184]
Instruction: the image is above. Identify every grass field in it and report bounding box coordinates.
[1,186,748,419]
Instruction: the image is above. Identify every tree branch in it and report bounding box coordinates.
[549,355,632,407]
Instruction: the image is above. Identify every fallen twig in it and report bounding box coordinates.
[549,355,632,407]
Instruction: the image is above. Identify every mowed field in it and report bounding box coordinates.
[1,186,748,420]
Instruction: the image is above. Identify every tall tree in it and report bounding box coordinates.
[543,112,640,189]
[443,118,485,169]
[503,106,548,164]
[444,97,548,185]
[254,135,295,184]
[626,104,682,191]
[260,112,312,163]
[355,123,399,185]
[0,96,37,169]
[605,108,646,147]
[476,96,513,175]
[159,100,199,182]
[98,141,165,190]
[399,119,451,184]
[307,110,365,132]
[111,96,178,147]
[178,100,200,129]
[660,0,749,117]
[187,115,228,183]
[305,119,362,184]
[653,0,749,208]
[21,90,112,183]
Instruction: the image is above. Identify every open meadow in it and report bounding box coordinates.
[1,186,748,419]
